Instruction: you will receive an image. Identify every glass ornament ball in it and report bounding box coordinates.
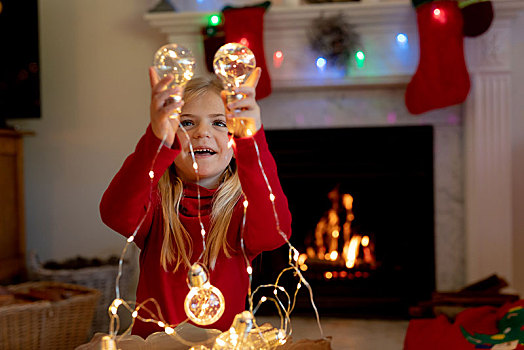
[212,312,286,350]
[213,43,256,94]
[184,263,225,326]
[213,311,254,350]
[213,43,257,137]
[153,43,195,90]
[152,43,195,119]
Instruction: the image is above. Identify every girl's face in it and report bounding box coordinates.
[174,91,233,189]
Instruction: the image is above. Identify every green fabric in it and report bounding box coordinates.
[458,0,490,9]
[461,306,524,346]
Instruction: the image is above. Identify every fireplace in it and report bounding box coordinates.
[251,126,435,317]
[146,0,524,308]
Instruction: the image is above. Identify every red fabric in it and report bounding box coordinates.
[405,0,470,115]
[223,6,271,100]
[100,125,291,338]
[461,1,494,37]
[404,301,524,350]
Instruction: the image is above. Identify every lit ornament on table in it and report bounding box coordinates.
[213,42,257,137]
[184,263,225,326]
[152,43,195,118]
[213,311,254,350]
[213,311,286,350]
[101,335,117,350]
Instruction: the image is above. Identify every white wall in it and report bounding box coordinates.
[10,0,164,262]
[511,13,524,296]
[8,1,524,296]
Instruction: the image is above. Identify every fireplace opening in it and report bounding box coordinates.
[251,126,435,318]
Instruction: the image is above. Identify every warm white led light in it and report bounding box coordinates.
[184,263,225,326]
[149,171,155,179]
[184,284,225,326]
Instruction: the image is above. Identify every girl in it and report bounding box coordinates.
[99,67,292,338]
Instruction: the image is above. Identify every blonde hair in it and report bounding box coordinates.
[157,76,243,272]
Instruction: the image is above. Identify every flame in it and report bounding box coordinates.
[329,251,338,260]
[298,253,308,265]
[342,194,353,210]
[344,236,361,269]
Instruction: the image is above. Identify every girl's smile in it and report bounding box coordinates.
[174,91,233,189]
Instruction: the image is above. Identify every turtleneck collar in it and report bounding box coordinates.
[179,182,217,217]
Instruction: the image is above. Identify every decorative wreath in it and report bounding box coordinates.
[308,14,361,68]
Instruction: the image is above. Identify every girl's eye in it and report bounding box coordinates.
[213,120,227,127]
[180,120,194,127]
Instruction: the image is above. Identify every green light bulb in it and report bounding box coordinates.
[355,50,365,68]
[209,14,221,26]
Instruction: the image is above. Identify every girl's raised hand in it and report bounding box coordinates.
[149,67,184,147]
[222,67,262,138]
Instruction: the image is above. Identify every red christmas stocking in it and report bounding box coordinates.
[405,1,470,115]
[460,0,494,37]
[223,2,271,100]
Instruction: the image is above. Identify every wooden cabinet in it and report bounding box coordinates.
[0,129,28,283]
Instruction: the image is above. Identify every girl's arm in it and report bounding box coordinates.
[99,126,180,249]
[233,128,292,258]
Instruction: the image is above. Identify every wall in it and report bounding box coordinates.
[10,0,164,262]
[511,13,524,296]
[7,1,524,295]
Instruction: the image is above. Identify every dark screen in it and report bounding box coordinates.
[0,0,41,122]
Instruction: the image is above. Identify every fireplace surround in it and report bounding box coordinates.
[251,125,436,316]
[145,0,524,293]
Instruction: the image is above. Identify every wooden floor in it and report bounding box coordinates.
[257,316,410,350]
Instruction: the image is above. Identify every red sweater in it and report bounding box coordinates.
[100,125,291,338]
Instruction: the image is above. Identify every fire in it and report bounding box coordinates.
[297,186,377,279]
[344,236,361,269]
[298,253,308,265]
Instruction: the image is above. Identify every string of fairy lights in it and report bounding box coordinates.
[102,42,325,349]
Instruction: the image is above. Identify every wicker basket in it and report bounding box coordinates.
[28,252,137,335]
[0,281,100,350]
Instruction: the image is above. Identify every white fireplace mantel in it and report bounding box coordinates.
[145,0,524,289]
